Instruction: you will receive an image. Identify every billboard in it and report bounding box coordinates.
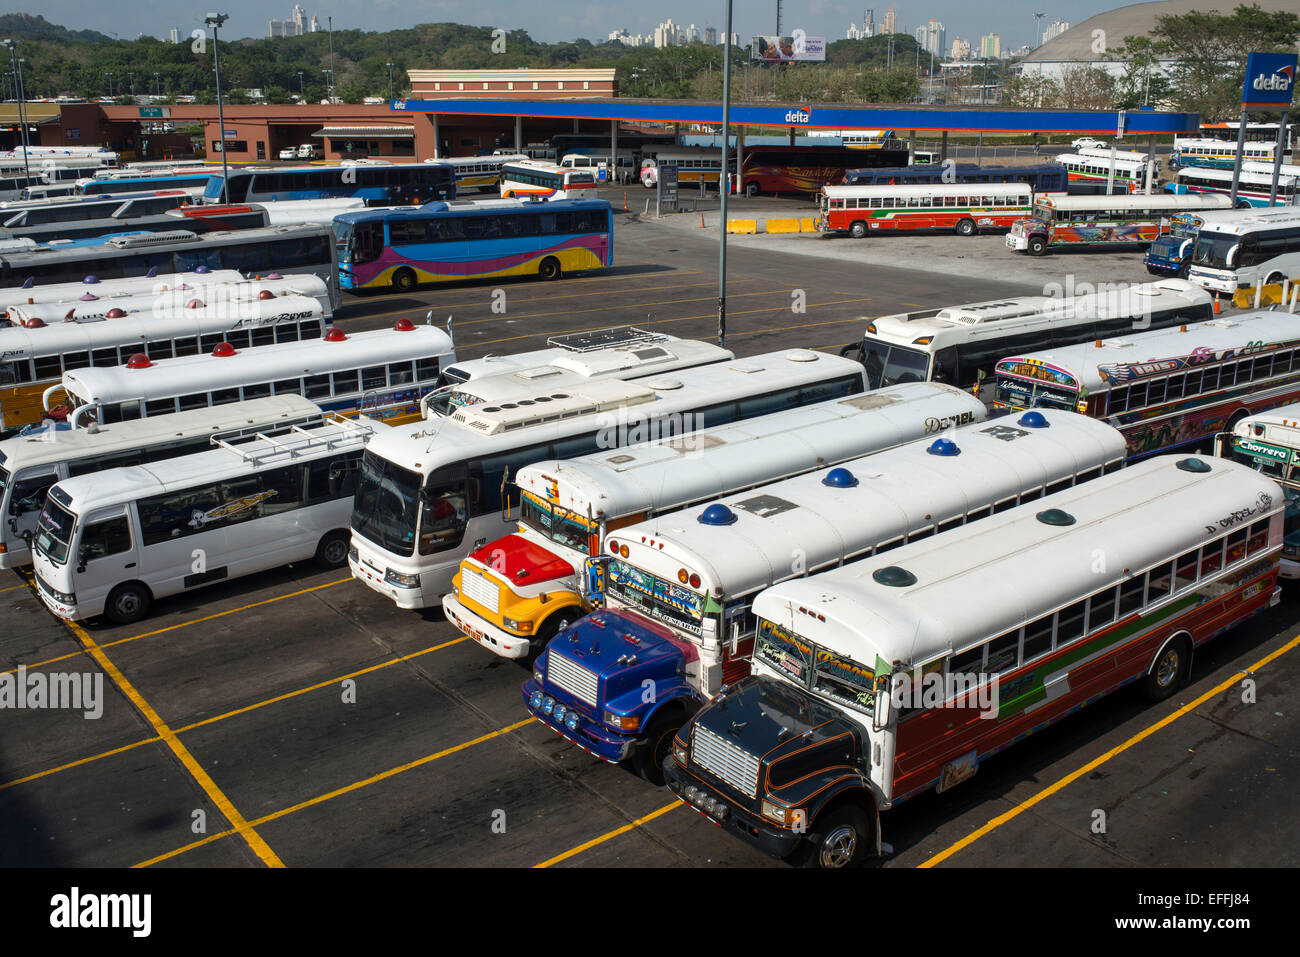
[752,34,826,62]
[1242,51,1297,110]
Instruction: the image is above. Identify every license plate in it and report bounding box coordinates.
[1244,582,1261,600]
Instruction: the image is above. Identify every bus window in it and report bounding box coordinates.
[418,474,469,554]
[79,515,132,562]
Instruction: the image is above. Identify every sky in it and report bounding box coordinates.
[13,1,1120,50]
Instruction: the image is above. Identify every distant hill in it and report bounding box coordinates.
[0,13,111,44]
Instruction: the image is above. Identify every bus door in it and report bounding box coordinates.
[6,466,61,552]
[720,600,755,686]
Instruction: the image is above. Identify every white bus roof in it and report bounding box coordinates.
[0,395,323,472]
[445,154,527,166]
[0,269,246,313]
[751,455,1279,670]
[515,382,987,520]
[867,278,1211,345]
[822,183,1031,198]
[0,296,324,361]
[436,337,734,411]
[368,350,865,472]
[1034,193,1232,212]
[1233,399,1300,436]
[258,198,365,225]
[502,158,567,173]
[1055,151,1148,170]
[62,324,455,406]
[1176,138,1275,149]
[1189,206,1300,234]
[605,411,1127,600]
[50,416,385,513]
[996,310,1300,393]
[1076,146,1159,163]
[7,277,330,325]
[1175,166,1298,186]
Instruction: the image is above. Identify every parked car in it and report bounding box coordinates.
[297,143,323,160]
[278,147,297,160]
[1071,136,1107,150]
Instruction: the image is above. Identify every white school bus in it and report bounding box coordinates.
[1215,399,1300,578]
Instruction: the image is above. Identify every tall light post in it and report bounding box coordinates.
[297,71,304,97]
[327,15,334,104]
[154,72,161,97]
[718,0,733,346]
[106,72,114,97]
[1033,12,1044,48]
[0,41,29,180]
[386,61,394,102]
[204,13,230,202]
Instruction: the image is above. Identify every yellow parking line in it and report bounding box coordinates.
[4,577,352,677]
[918,633,1300,867]
[534,801,682,868]
[61,617,283,868]
[0,582,30,594]
[135,718,535,867]
[0,636,468,793]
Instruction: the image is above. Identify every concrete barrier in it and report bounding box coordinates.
[726,219,757,234]
[799,218,819,233]
[765,218,801,234]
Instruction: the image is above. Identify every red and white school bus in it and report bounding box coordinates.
[817,183,1033,238]
[666,453,1283,867]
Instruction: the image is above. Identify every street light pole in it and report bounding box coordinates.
[106,72,113,97]
[1,41,29,181]
[718,0,733,347]
[327,16,334,103]
[205,13,231,202]
[387,61,394,102]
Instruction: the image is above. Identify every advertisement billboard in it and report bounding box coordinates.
[752,34,826,62]
[1242,51,1298,110]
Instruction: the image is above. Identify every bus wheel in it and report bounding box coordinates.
[391,267,417,292]
[1266,271,1285,287]
[539,256,563,281]
[849,220,868,239]
[1144,634,1191,702]
[744,182,760,198]
[794,803,874,869]
[1027,237,1047,256]
[105,582,152,626]
[314,530,351,569]
[634,708,688,786]
[954,218,976,237]
[1177,263,1190,279]
[1146,265,1162,276]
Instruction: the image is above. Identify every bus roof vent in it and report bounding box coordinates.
[785,349,819,362]
[105,230,198,247]
[872,566,916,587]
[546,325,670,353]
[450,380,655,435]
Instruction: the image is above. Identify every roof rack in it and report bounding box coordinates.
[105,230,198,248]
[209,415,373,464]
[546,325,669,353]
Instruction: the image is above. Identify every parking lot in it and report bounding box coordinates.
[2,205,1297,870]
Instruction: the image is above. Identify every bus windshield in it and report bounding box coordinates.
[862,342,929,388]
[336,221,381,266]
[351,451,422,556]
[1191,231,1237,269]
[995,374,1078,411]
[34,499,76,565]
[519,493,592,552]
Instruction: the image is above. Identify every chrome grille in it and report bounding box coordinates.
[548,653,599,707]
[692,724,760,799]
[460,567,500,614]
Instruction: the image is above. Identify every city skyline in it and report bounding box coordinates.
[6,1,1111,50]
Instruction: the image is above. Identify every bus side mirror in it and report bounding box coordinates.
[872,681,893,733]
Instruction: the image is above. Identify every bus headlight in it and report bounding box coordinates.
[503,617,534,633]
[385,569,420,588]
[761,800,803,826]
[604,711,640,731]
[529,690,543,709]
[672,739,688,765]
[564,711,580,732]
[348,544,358,563]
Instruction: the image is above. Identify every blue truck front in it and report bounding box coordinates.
[522,607,702,783]
[1144,233,1193,276]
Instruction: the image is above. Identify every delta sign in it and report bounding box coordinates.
[1242,52,1298,110]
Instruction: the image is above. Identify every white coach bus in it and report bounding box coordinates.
[0,395,324,568]
[1215,400,1300,578]
[32,415,382,624]
[348,349,869,610]
[444,381,988,659]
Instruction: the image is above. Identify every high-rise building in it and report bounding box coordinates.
[704,26,718,44]
[1042,19,1070,43]
[847,23,862,40]
[863,9,875,36]
[292,4,305,34]
[882,7,897,34]
[269,5,308,38]
[169,27,180,43]
[654,18,680,48]
[950,37,970,59]
[686,24,700,43]
[979,33,1000,59]
[310,15,319,32]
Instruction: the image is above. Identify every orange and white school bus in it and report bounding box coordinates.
[817,183,1033,238]
[666,454,1283,867]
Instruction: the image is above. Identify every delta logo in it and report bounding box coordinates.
[784,106,812,123]
[1252,64,1294,92]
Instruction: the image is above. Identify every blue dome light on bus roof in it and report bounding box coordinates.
[82,275,99,284]
[926,438,961,456]
[195,265,210,273]
[822,467,859,487]
[699,504,737,526]
[1018,411,1050,429]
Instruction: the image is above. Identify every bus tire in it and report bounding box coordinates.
[105,582,152,626]
[314,530,351,570]
[539,256,563,281]
[1144,633,1192,702]
[634,707,689,786]
[793,801,874,869]
[744,182,760,198]
[1177,262,1190,279]
[1027,237,1047,256]
[1266,271,1285,287]
[528,609,577,662]
[849,220,868,239]
[391,267,417,292]
[954,218,976,237]
[1146,265,1162,276]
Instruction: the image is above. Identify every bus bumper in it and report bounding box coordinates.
[34,575,80,621]
[1005,233,1029,251]
[522,678,633,763]
[443,593,533,659]
[663,757,803,861]
[347,551,433,610]
[1186,268,1237,295]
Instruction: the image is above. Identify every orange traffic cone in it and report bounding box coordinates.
[1213,296,1221,315]
[623,191,628,212]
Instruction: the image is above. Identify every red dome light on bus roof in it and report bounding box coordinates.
[258,290,275,300]
[24,317,45,328]
[211,342,237,357]
[186,299,204,309]
[394,318,415,331]
[126,353,151,369]
[106,308,126,318]
[324,328,348,342]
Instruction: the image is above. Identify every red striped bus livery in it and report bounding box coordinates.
[817,183,1034,238]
